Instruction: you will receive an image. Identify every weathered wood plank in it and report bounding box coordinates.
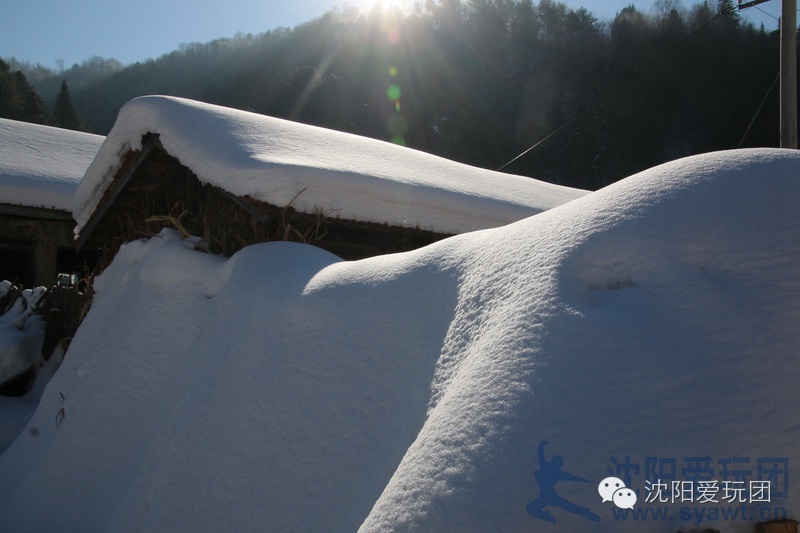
[75,134,158,251]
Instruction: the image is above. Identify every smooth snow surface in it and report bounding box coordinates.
[0,119,104,211]
[2,149,799,532]
[73,96,587,237]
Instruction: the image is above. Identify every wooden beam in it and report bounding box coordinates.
[737,0,771,9]
[223,192,270,223]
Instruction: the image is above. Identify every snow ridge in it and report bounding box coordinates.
[0,148,798,532]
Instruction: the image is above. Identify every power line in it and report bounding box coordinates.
[753,6,779,21]
[496,110,589,172]
[496,5,742,173]
[738,72,780,147]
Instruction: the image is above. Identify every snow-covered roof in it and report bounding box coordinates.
[74,96,587,238]
[3,148,800,531]
[0,118,104,213]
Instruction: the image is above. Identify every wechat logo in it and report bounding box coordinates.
[598,476,637,510]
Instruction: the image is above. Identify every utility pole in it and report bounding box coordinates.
[780,0,797,148]
[739,0,797,148]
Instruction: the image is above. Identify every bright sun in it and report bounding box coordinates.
[340,0,412,15]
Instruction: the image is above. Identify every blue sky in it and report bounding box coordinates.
[1,0,781,69]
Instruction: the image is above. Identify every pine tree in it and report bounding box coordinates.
[13,71,53,125]
[716,0,740,29]
[54,79,85,131]
[0,59,18,119]
[0,60,52,124]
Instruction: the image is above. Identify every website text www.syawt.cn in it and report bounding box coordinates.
[612,478,788,526]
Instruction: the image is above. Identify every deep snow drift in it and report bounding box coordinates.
[0,149,798,532]
[0,118,104,211]
[74,96,587,238]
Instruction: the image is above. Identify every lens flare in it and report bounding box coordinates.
[387,84,402,101]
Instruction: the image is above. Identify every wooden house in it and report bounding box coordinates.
[73,96,587,267]
[0,119,104,287]
[75,133,453,261]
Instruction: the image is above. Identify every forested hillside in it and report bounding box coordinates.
[4,0,785,189]
[0,59,87,131]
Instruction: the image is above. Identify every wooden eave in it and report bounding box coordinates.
[0,204,73,222]
[75,134,159,251]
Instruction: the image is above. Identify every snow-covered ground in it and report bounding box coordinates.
[74,95,587,239]
[0,283,53,451]
[0,118,104,211]
[0,148,797,531]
